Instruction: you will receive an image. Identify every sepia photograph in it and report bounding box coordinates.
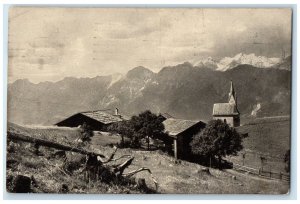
[6,7,292,194]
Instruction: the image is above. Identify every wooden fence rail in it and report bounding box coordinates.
[260,170,290,181]
[232,163,290,182]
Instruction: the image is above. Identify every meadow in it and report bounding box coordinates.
[228,116,290,173]
[6,122,289,194]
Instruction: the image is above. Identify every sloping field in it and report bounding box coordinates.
[238,116,290,157]
[6,123,289,194]
[229,116,291,173]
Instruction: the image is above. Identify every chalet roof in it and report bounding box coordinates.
[163,118,201,136]
[213,103,239,116]
[161,112,174,119]
[80,110,129,124]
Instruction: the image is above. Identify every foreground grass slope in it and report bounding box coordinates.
[6,123,289,194]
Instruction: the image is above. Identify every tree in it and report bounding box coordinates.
[108,120,142,148]
[190,119,243,168]
[108,110,167,150]
[108,120,134,147]
[130,110,167,150]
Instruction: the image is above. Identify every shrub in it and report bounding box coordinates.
[79,122,94,143]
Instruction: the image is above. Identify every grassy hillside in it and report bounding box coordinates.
[238,116,290,157]
[228,116,290,173]
[6,123,289,194]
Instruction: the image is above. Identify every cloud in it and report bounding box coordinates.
[107,26,158,39]
[8,8,292,83]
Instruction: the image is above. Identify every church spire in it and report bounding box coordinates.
[229,80,235,96]
[228,80,236,104]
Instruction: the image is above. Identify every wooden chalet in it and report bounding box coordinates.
[55,108,128,131]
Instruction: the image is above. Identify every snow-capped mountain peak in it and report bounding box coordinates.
[194,53,282,71]
[194,57,218,70]
[217,53,281,71]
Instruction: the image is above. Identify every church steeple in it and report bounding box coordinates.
[228,80,236,104]
[212,80,240,127]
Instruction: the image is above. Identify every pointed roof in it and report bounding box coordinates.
[228,80,237,105]
[229,80,235,97]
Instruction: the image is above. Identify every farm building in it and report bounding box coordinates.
[55,108,129,131]
[161,118,206,160]
[213,81,240,127]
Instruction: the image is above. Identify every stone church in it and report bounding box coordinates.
[212,81,240,127]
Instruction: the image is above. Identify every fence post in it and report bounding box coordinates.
[279,172,282,180]
[242,152,246,166]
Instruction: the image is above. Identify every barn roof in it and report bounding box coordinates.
[80,110,129,124]
[213,103,239,116]
[161,112,174,119]
[163,118,202,136]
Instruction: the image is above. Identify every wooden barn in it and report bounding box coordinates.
[55,109,128,131]
[161,118,206,160]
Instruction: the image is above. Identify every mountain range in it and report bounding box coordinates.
[8,54,291,125]
[194,53,289,71]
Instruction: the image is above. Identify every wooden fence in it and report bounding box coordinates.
[232,163,290,182]
[259,169,290,181]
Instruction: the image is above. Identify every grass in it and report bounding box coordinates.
[91,131,120,147]
[7,123,145,194]
[228,116,290,173]
[96,147,288,194]
[8,123,82,146]
[6,141,143,194]
[6,122,290,194]
[238,116,290,157]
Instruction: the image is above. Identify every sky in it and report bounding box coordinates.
[8,8,292,83]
